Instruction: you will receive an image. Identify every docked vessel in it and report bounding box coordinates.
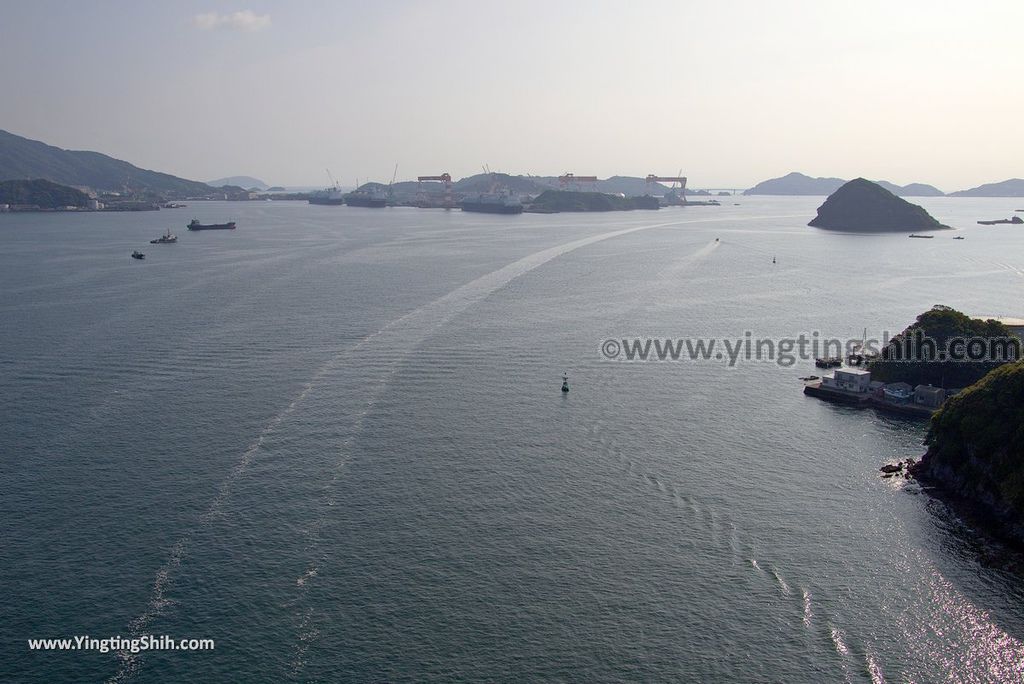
[345,189,387,208]
[150,227,177,243]
[461,192,523,215]
[187,219,236,230]
[977,216,1023,225]
[308,185,346,205]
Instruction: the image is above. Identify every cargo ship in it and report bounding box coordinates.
[308,184,345,205]
[187,219,236,230]
[344,188,387,208]
[461,192,523,215]
[977,216,1023,225]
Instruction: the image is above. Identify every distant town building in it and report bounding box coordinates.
[822,368,872,393]
[975,316,1024,339]
[914,384,946,408]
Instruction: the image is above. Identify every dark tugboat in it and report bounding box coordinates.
[187,218,236,230]
[150,227,177,243]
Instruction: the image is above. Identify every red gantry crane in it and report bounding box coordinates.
[416,172,453,209]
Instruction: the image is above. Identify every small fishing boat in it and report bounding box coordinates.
[908,234,933,239]
[561,373,570,393]
[131,250,145,260]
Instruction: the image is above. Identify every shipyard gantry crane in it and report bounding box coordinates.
[646,172,688,204]
[416,172,453,209]
[558,173,599,190]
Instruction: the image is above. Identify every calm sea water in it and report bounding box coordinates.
[2,197,1023,682]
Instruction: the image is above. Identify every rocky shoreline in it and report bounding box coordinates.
[880,457,1024,566]
[908,453,1024,549]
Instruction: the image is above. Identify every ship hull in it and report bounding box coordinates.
[187,222,236,230]
[345,197,387,208]
[461,202,523,215]
[308,197,346,205]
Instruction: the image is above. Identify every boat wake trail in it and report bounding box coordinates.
[108,367,337,683]
[801,587,813,628]
[829,624,856,684]
[109,213,756,682]
[284,220,740,676]
[658,238,720,278]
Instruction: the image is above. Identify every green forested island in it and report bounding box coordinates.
[915,360,1024,545]
[808,178,949,232]
[874,306,1024,545]
[869,305,1019,388]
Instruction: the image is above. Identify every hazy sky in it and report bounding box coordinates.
[1,1,1021,190]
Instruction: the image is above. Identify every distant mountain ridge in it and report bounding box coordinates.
[948,179,1024,197]
[745,172,944,197]
[0,129,212,198]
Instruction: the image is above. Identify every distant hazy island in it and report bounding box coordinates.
[745,172,944,197]
[207,176,269,191]
[808,178,949,232]
[4,127,1024,210]
[948,178,1024,198]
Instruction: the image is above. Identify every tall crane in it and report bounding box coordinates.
[388,164,399,200]
[559,173,598,190]
[417,172,453,209]
[646,172,688,204]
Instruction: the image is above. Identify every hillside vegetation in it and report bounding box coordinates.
[0,179,90,208]
[0,129,211,198]
[918,360,1024,543]
[869,305,1019,387]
